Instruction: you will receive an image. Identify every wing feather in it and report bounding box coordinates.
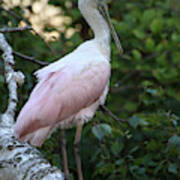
[14,60,110,139]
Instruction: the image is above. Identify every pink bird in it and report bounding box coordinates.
[14,0,123,179]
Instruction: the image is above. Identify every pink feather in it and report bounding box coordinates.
[14,59,110,146]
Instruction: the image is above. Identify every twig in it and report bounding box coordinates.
[100,105,127,125]
[0,7,30,25]
[0,26,33,33]
[0,7,57,56]
[13,51,50,66]
[31,29,57,56]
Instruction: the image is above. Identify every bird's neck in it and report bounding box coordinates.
[79,4,111,58]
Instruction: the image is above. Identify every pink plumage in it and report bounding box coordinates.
[14,41,111,146]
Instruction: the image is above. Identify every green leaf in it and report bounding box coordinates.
[92,123,112,141]
[146,88,158,96]
[116,159,124,166]
[133,29,146,39]
[132,49,142,60]
[150,18,163,33]
[171,33,180,43]
[129,146,139,154]
[128,116,141,128]
[145,38,155,52]
[168,163,178,174]
[111,141,124,156]
[142,9,156,24]
[141,80,154,87]
[168,135,180,146]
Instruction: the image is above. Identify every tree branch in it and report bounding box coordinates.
[13,51,50,66]
[0,6,30,25]
[0,33,24,125]
[100,105,127,125]
[0,26,33,33]
[31,29,57,56]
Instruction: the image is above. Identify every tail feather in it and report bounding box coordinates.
[14,126,52,147]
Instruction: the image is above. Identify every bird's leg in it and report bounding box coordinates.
[74,124,83,180]
[60,130,71,180]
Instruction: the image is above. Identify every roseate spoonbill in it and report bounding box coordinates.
[14,0,123,179]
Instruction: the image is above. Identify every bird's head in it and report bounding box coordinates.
[78,0,123,55]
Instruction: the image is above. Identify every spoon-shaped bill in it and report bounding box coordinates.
[99,3,123,56]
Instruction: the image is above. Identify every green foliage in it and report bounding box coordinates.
[0,0,180,179]
[92,123,112,140]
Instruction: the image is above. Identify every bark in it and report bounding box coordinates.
[0,33,64,180]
